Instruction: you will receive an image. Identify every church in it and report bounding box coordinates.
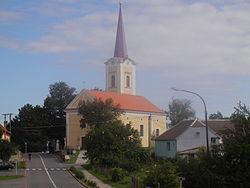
[65,4,167,149]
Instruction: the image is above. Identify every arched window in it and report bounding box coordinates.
[126,75,130,88]
[111,75,115,88]
[140,125,144,137]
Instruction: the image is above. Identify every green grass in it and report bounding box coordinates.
[83,166,132,188]
[17,161,26,169]
[0,175,24,181]
[65,150,80,164]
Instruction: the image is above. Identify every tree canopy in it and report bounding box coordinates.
[85,120,144,169]
[78,98,123,128]
[168,98,196,126]
[79,98,149,172]
[209,111,224,119]
[43,81,76,145]
[44,81,76,119]
[144,160,179,188]
[11,104,49,152]
[11,81,76,152]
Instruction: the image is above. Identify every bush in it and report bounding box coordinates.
[120,160,139,172]
[85,179,98,187]
[111,168,125,182]
[144,161,179,188]
[75,171,85,179]
[69,166,78,174]
[82,163,92,170]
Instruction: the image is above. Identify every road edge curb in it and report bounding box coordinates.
[67,169,89,188]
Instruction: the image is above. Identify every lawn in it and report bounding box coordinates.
[82,164,147,188]
[65,150,80,164]
[86,167,131,188]
[17,161,26,169]
[0,175,24,181]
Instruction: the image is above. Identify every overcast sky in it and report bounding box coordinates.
[1,0,250,123]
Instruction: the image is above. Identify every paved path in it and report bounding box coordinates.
[75,150,113,188]
[0,153,85,188]
[76,166,113,188]
[75,150,86,165]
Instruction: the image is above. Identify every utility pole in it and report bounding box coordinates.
[2,113,7,140]
[9,113,13,133]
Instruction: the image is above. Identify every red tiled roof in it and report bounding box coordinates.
[85,90,165,114]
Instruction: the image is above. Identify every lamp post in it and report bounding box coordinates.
[171,87,209,155]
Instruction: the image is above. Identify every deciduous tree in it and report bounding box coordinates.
[168,98,195,126]
[11,104,49,152]
[78,98,123,128]
[43,81,76,147]
[209,111,224,119]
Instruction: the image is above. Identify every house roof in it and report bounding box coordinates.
[179,147,201,154]
[156,120,194,140]
[0,124,11,135]
[65,89,166,114]
[156,119,234,141]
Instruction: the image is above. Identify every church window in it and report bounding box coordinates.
[140,125,144,137]
[111,75,115,88]
[126,75,130,88]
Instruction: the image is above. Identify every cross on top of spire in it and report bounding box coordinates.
[114,3,128,59]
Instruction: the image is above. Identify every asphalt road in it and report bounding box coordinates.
[0,153,85,188]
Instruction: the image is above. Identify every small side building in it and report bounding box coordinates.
[155,119,234,158]
[0,124,11,141]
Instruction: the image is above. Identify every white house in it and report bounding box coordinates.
[155,119,234,158]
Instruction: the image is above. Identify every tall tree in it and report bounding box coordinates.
[11,104,49,152]
[168,98,195,126]
[44,81,76,146]
[209,111,224,119]
[217,102,250,188]
[85,120,142,169]
[79,99,149,171]
[44,81,76,118]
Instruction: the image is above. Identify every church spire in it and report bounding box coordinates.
[114,3,128,59]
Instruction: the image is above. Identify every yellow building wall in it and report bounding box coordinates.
[66,111,167,148]
[67,113,91,149]
[120,113,166,147]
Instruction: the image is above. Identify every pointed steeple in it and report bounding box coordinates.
[114,3,128,59]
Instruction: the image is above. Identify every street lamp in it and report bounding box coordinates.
[171,87,209,155]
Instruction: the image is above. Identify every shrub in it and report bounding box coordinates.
[111,168,125,182]
[120,160,139,172]
[69,166,78,174]
[85,179,98,187]
[75,171,85,179]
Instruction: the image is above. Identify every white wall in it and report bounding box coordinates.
[176,126,218,152]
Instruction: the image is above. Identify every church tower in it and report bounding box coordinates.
[105,3,136,95]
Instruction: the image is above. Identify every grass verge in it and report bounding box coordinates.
[0,175,24,181]
[65,150,80,164]
[82,164,131,188]
[17,161,26,169]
